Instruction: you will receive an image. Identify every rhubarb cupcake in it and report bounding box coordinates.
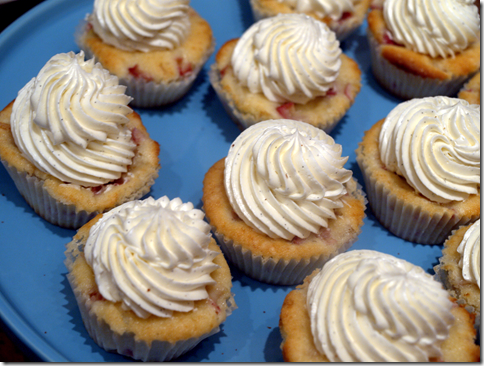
[249,0,371,41]
[458,71,481,105]
[64,196,235,362]
[367,0,480,99]
[209,13,361,133]
[202,119,366,285]
[279,250,480,362]
[355,96,480,244]
[0,51,160,229]
[76,0,214,108]
[434,219,480,324]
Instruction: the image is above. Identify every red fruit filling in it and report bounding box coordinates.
[382,32,397,45]
[340,11,352,21]
[176,57,193,77]
[89,291,104,302]
[276,102,295,119]
[128,64,153,82]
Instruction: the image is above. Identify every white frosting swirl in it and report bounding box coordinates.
[307,250,455,362]
[224,119,352,240]
[278,0,357,20]
[231,13,341,104]
[84,196,220,318]
[383,0,480,58]
[379,96,480,203]
[457,219,480,288]
[90,0,191,52]
[10,51,136,187]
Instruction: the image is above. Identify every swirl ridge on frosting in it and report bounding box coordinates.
[90,0,191,52]
[279,0,357,20]
[231,13,341,104]
[224,119,352,240]
[379,96,480,203]
[457,219,480,288]
[84,196,220,318]
[10,51,136,187]
[383,0,480,58]
[307,250,455,362]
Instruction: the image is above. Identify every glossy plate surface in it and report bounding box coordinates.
[0,0,445,362]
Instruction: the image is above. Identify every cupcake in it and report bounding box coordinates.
[434,219,480,324]
[249,0,371,41]
[367,0,480,99]
[458,71,481,105]
[64,196,235,362]
[0,51,160,229]
[76,0,214,108]
[202,119,366,286]
[355,96,480,244]
[209,13,361,133]
[279,250,480,362]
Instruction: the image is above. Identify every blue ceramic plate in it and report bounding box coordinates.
[0,0,445,362]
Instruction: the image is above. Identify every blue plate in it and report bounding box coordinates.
[0,0,445,362]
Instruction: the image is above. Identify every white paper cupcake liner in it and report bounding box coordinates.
[212,228,358,286]
[2,161,98,229]
[76,19,214,108]
[67,273,219,362]
[359,164,476,245]
[367,32,470,99]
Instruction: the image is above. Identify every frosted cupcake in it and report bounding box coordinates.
[434,219,480,324]
[458,71,481,105]
[209,13,361,133]
[202,119,366,285]
[0,51,160,229]
[367,0,480,99]
[279,250,480,362]
[355,96,480,245]
[249,0,371,41]
[64,196,235,362]
[76,0,214,108]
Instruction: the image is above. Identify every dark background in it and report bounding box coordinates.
[0,1,46,361]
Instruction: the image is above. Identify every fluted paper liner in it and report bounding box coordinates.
[213,230,357,286]
[356,155,476,245]
[2,161,97,229]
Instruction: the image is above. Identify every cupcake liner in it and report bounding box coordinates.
[212,227,359,286]
[367,32,470,99]
[358,159,476,245]
[76,19,215,108]
[67,271,219,362]
[1,161,98,229]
